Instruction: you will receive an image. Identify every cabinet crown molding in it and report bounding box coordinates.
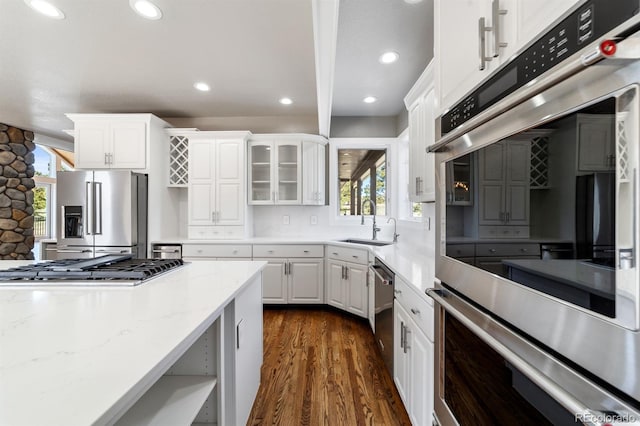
[249,133,328,144]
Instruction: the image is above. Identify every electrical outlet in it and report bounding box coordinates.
[310,215,318,225]
[283,215,290,225]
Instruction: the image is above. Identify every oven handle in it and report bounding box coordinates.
[369,265,392,286]
[426,287,640,425]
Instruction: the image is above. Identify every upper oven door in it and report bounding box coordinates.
[434,58,640,402]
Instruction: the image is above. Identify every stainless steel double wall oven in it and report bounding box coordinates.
[429,1,640,424]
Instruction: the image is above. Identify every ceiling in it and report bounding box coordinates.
[0,0,433,147]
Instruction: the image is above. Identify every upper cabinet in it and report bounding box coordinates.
[575,114,615,172]
[67,114,170,171]
[249,134,327,206]
[187,131,250,240]
[435,0,580,113]
[302,141,327,205]
[404,61,436,203]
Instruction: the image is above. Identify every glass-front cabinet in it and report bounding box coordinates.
[248,139,301,204]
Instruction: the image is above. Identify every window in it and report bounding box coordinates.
[338,149,387,216]
[32,145,73,239]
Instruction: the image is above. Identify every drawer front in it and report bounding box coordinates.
[446,244,475,258]
[478,226,530,239]
[252,244,324,258]
[183,244,252,258]
[188,226,245,240]
[326,245,369,264]
[475,243,540,257]
[394,276,434,341]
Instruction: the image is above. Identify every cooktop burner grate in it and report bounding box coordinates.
[0,255,185,282]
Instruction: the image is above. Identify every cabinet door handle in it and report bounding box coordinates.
[478,17,493,70]
[211,211,215,222]
[394,289,402,295]
[289,262,293,275]
[400,321,405,349]
[236,319,242,349]
[104,153,108,165]
[506,212,510,223]
[492,0,508,57]
[345,266,349,280]
[489,248,496,253]
[404,327,410,354]
[410,308,420,315]
[284,262,288,275]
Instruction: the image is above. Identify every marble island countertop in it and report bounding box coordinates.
[502,259,614,298]
[0,260,266,426]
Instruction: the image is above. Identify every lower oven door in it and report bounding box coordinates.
[427,285,640,426]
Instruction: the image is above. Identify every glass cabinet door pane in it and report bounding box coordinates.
[251,144,272,201]
[277,144,299,201]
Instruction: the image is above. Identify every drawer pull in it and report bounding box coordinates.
[394,289,402,295]
[352,255,359,258]
[410,308,421,315]
[304,250,310,253]
[332,252,339,256]
[489,248,496,253]
[233,250,238,254]
[268,250,274,253]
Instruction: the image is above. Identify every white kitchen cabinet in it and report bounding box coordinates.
[477,138,531,234]
[517,0,580,51]
[188,133,249,240]
[575,114,615,172]
[254,244,324,304]
[302,140,327,205]
[249,139,302,205]
[226,273,263,426]
[394,276,434,426]
[436,0,579,113]
[67,113,169,170]
[326,259,367,317]
[182,244,252,260]
[436,0,516,112]
[404,62,436,203]
[326,245,369,319]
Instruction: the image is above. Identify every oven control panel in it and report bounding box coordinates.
[442,0,638,135]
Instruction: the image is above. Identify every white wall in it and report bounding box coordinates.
[162,116,319,135]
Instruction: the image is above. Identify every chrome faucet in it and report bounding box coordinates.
[387,217,399,243]
[361,199,381,240]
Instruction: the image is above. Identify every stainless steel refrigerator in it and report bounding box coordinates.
[55,171,148,259]
[576,172,615,266]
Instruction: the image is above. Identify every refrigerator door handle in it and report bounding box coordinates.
[86,181,93,235]
[94,181,103,235]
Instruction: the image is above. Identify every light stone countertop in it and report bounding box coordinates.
[502,259,614,298]
[152,237,436,303]
[0,260,266,426]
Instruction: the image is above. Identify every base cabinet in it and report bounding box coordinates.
[254,244,325,304]
[394,300,434,426]
[326,259,368,318]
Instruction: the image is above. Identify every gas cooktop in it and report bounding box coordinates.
[0,255,185,286]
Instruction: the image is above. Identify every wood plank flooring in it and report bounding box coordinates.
[247,307,411,426]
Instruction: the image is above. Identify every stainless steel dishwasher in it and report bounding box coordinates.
[369,258,394,376]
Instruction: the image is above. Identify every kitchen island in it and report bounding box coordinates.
[0,260,266,426]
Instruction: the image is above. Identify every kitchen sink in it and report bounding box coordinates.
[338,238,392,247]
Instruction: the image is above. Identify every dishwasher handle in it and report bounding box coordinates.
[369,264,393,286]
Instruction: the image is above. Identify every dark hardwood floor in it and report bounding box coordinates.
[247,307,411,426]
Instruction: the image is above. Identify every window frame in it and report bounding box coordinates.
[330,138,396,226]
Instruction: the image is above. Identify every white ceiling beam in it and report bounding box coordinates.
[312,0,340,138]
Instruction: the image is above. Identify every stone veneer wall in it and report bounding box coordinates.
[0,124,36,260]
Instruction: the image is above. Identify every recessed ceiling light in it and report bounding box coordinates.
[23,0,65,19]
[363,96,377,104]
[193,82,210,91]
[130,0,162,20]
[379,51,399,64]
[279,97,293,105]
